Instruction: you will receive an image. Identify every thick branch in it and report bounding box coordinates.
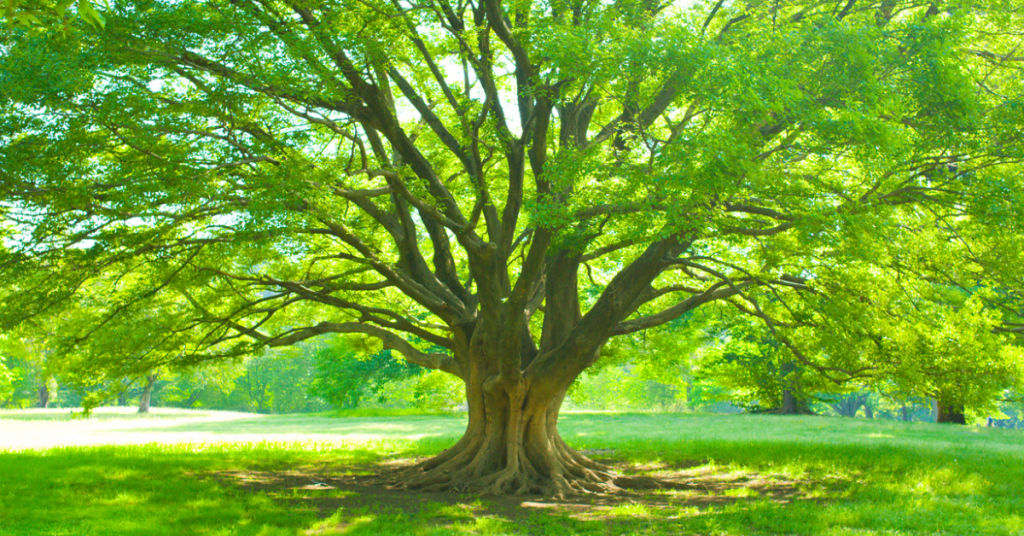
[267,322,463,378]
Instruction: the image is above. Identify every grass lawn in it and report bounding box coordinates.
[1,409,1022,535]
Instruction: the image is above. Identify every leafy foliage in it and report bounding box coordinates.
[2,0,1023,429]
[0,355,14,403]
[3,0,106,30]
[309,343,423,409]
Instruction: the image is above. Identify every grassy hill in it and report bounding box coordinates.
[0,409,1021,535]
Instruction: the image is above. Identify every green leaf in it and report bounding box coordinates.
[12,11,39,25]
[77,0,104,29]
[56,0,74,20]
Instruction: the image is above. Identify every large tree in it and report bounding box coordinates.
[2,0,1023,494]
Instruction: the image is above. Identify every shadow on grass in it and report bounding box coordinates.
[3,415,1024,535]
[215,441,1023,536]
[0,444,384,536]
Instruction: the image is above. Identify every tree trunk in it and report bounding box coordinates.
[863,403,873,419]
[777,362,812,415]
[901,404,909,421]
[936,400,966,424]
[781,389,798,414]
[390,237,691,496]
[183,390,202,408]
[778,390,814,415]
[829,394,864,417]
[138,374,157,414]
[37,383,50,409]
[391,361,615,497]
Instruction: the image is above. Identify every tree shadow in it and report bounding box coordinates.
[3,439,1021,535]
[201,457,878,535]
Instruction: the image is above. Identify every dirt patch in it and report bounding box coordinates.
[206,457,835,532]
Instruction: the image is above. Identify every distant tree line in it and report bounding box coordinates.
[3,328,1021,426]
[0,334,464,414]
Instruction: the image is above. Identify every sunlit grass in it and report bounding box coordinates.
[1,410,1022,534]
[0,406,239,421]
[324,407,466,418]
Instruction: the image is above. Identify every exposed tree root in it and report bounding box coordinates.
[383,367,676,498]
[386,429,624,498]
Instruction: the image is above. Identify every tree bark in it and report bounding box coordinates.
[392,375,615,497]
[36,383,50,409]
[781,389,798,414]
[390,323,618,498]
[138,373,157,414]
[936,400,966,424]
[779,390,814,415]
[777,362,813,415]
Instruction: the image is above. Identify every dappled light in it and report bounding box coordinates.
[1,411,1023,534]
[2,0,1024,530]
[0,410,466,451]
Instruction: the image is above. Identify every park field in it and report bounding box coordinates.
[0,409,1022,535]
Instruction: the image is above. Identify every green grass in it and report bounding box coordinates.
[1,410,1022,535]
[0,407,228,421]
[126,413,467,437]
[323,407,467,418]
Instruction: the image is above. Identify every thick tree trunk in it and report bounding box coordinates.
[37,383,50,409]
[138,374,157,414]
[781,389,798,414]
[778,390,814,415]
[391,368,615,497]
[391,236,691,496]
[863,403,873,419]
[777,363,812,415]
[779,389,814,414]
[936,400,966,424]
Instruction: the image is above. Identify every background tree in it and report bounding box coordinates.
[565,314,706,411]
[0,333,54,408]
[227,346,328,413]
[160,361,244,409]
[700,322,830,414]
[824,391,872,418]
[2,0,1024,495]
[308,340,424,409]
[0,356,14,405]
[989,390,1024,428]
[136,370,159,413]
